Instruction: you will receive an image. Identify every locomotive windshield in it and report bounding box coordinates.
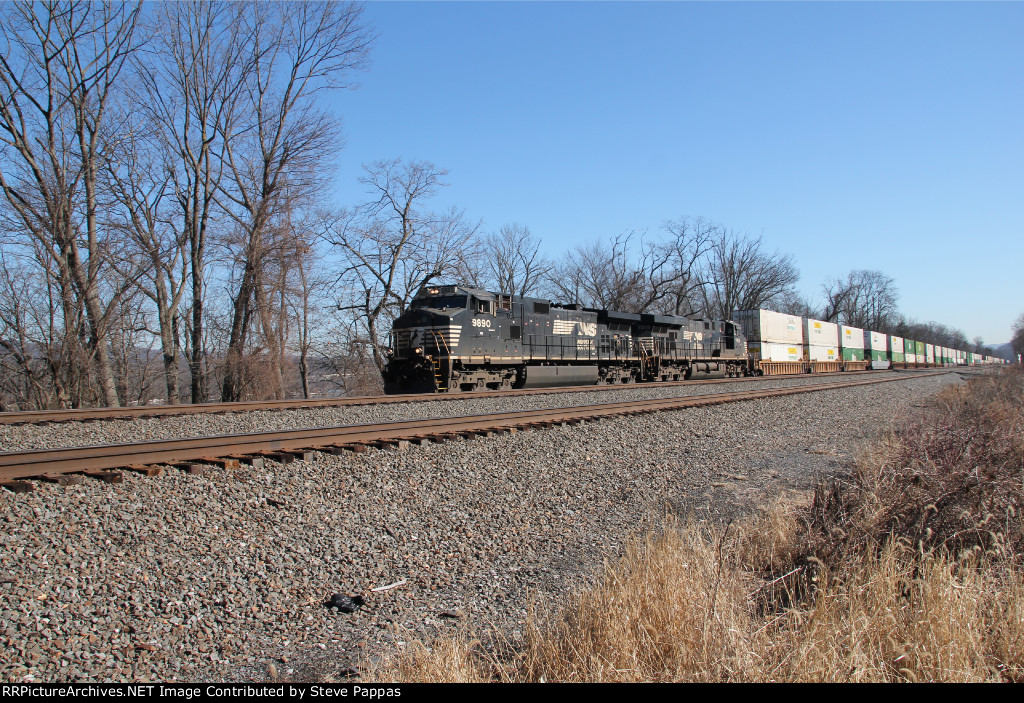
[411,295,467,310]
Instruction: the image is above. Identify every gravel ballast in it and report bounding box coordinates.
[3,371,920,451]
[0,371,960,682]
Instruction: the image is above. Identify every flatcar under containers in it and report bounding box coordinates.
[384,284,750,393]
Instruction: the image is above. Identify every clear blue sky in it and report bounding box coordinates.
[327,1,1023,345]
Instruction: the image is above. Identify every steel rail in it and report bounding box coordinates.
[0,371,947,483]
[0,369,905,426]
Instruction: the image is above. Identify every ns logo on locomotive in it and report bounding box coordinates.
[383,284,749,394]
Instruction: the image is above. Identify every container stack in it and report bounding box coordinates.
[926,343,935,365]
[916,341,926,365]
[839,325,866,364]
[890,336,905,364]
[868,331,889,369]
[905,339,918,365]
[803,317,839,370]
[733,309,805,374]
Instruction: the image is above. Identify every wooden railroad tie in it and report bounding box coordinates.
[1,481,34,493]
[121,464,164,477]
[229,454,265,469]
[37,473,85,486]
[370,439,410,451]
[258,449,315,464]
[170,462,213,476]
[83,469,122,483]
[199,457,241,470]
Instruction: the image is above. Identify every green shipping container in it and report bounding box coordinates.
[916,341,926,357]
[892,352,905,362]
[870,349,887,361]
[842,347,865,361]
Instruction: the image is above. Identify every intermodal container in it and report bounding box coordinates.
[890,335,905,363]
[926,344,935,364]
[806,345,838,362]
[757,342,804,362]
[803,317,839,348]
[905,339,918,364]
[868,331,888,359]
[839,325,866,361]
[869,331,890,368]
[734,309,803,345]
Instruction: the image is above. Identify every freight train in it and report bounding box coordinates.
[384,285,750,394]
[383,284,1000,394]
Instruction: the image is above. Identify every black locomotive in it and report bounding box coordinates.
[383,284,750,394]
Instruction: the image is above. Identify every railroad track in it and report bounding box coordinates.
[0,369,907,426]
[0,371,948,492]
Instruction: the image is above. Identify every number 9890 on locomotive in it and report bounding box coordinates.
[383,285,751,394]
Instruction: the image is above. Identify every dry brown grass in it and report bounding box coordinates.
[365,368,1024,683]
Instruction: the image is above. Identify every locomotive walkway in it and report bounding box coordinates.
[0,370,947,491]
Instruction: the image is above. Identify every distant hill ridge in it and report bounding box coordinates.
[994,342,1016,360]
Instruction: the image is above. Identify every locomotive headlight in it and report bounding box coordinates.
[413,347,423,356]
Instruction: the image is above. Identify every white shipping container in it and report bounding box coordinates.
[803,317,839,347]
[871,359,892,370]
[734,309,803,344]
[869,331,888,351]
[750,341,804,362]
[806,344,838,362]
[891,336,905,354]
[906,352,918,364]
[926,344,934,363]
[839,325,865,349]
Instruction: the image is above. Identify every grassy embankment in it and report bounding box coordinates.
[367,368,1024,682]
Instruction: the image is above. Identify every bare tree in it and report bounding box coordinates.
[0,0,141,407]
[103,111,190,403]
[774,289,818,318]
[480,223,550,298]
[699,230,799,320]
[0,248,72,409]
[311,315,383,396]
[547,222,710,314]
[1011,313,1024,361]
[652,216,715,316]
[821,270,899,329]
[136,0,253,403]
[326,159,480,373]
[896,317,970,351]
[288,237,333,399]
[218,0,372,402]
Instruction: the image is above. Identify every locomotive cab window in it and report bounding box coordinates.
[474,298,495,315]
[412,295,467,310]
